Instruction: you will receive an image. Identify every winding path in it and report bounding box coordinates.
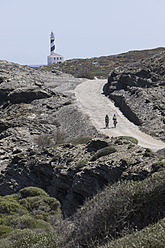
[75,79,165,152]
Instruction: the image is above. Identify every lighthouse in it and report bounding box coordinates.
[47,31,64,65]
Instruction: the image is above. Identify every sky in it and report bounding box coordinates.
[0,0,165,65]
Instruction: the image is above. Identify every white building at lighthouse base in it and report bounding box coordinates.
[47,53,64,65]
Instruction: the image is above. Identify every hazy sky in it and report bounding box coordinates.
[0,0,164,65]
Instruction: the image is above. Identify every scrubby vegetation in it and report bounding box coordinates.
[101,218,165,248]
[116,136,138,145]
[60,170,165,247]
[69,136,92,145]
[0,169,165,248]
[0,187,61,248]
[91,146,117,161]
[42,48,165,79]
[35,130,66,150]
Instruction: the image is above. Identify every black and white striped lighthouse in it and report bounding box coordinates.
[47,31,64,65]
[50,31,55,55]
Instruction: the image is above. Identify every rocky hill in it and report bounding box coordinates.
[104,50,165,141]
[0,49,165,247]
[43,47,165,79]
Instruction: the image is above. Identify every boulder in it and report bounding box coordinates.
[8,89,52,104]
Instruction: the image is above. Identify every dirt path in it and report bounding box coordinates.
[75,79,165,152]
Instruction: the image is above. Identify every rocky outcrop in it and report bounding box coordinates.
[8,88,52,104]
[104,51,165,140]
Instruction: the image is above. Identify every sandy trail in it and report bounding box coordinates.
[75,79,165,152]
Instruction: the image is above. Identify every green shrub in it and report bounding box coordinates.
[91,146,117,161]
[69,136,92,145]
[43,197,60,211]
[0,225,13,237]
[10,215,52,231]
[19,196,60,213]
[3,194,19,201]
[0,198,28,215]
[63,101,72,106]
[0,214,18,226]
[0,215,7,225]
[0,187,61,247]
[10,215,37,229]
[75,71,94,79]
[76,160,88,169]
[101,218,165,248]
[19,196,46,212]
[117,136,138,144]
[152,161,165,168]
[0,229,57,248]
[19,187,48,198]
[143,148,153,157]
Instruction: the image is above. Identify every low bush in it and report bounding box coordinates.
[63,101,72,106]
[35,130,66,149]
[20,196,60,212]
[76,160,88,169]
[0,225,13,237]
[69,136,92,145]
[0,198,27,215]
[152,161,165,173]
[144,148,153,157]
[19,187,48,198]
[10,215,52,231]
[101,218,165,248]
[117,136,138,144]
[0,187,61,247]
[91,146,117,161]
[75,71,95,79]
[0,229,58,248]
[3,194,19,201]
